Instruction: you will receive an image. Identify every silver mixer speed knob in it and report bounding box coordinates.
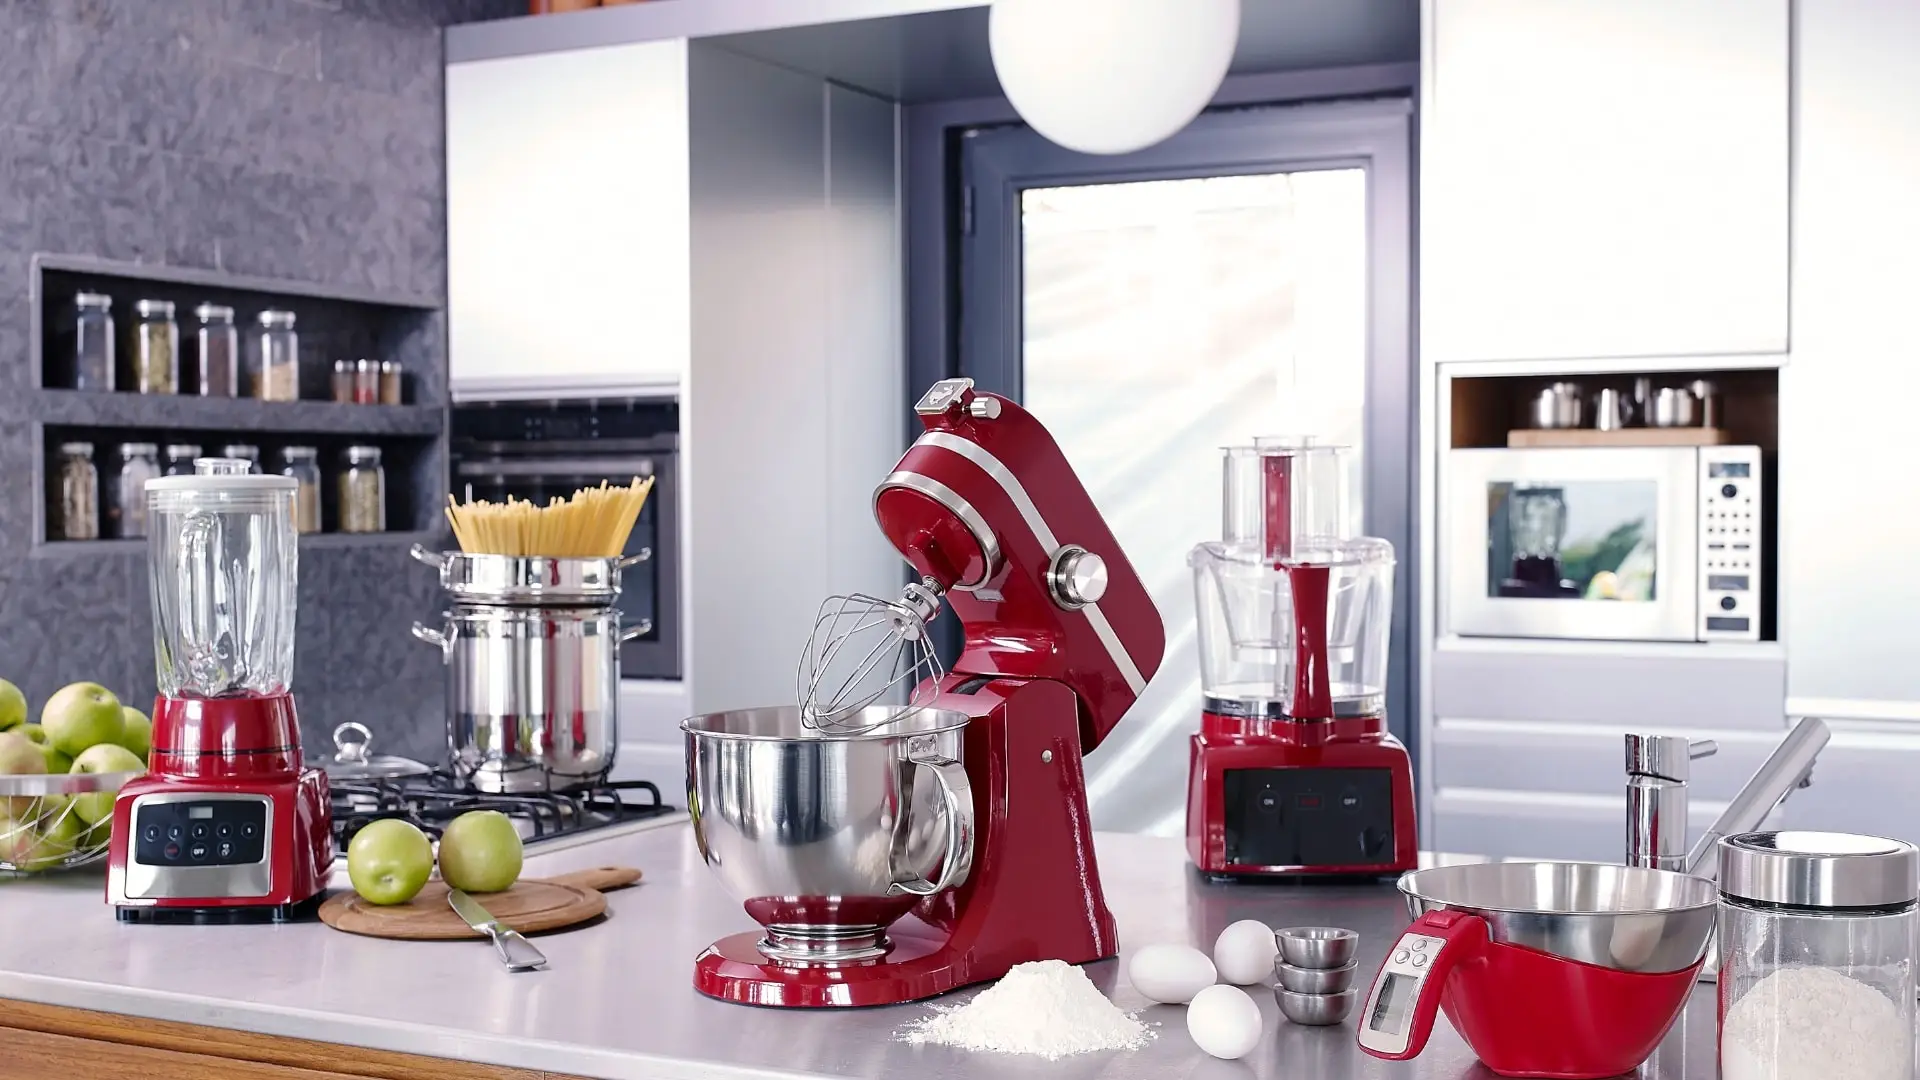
[1047,546,1108,610]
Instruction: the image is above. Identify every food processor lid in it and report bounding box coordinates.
[1719,831,1920,910]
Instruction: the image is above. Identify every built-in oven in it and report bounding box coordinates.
[449,399,679,679]
[1444,445,1766,643]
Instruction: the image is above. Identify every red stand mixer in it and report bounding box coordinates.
[685,378,1165,1006]
[1185,438,1417,877]
[107,458,332,921]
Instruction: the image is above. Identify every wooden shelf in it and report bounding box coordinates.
[1507,427,1733,448]
[34,390,443,438]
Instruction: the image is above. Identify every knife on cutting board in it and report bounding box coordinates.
[448,888,549,972]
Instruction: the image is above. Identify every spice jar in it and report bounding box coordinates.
[339,445,385,533]
[163,443,202,477]
[279,446,323,534]
[1717,831,1917,1080]
[252,310,299,401]
[56,442,98,541]
[379,361,402,405]
[132,299,178,394]
[107,442,161,539]
[193,303,239,398]
[332,359,354,404]
[353,359,379,405]
[74,292,115,391]
[221,444,261,474]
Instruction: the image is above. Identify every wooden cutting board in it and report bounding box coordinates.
[318,866,642,941]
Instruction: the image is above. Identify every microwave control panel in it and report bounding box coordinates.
[1699,446,1763,642]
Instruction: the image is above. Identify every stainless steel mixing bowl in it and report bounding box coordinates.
[683,705,974,964]
[1399,861,1717,974]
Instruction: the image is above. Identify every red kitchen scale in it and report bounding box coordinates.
[1185,438,1417,877]
[691,379,1167,1006]
[107,459,332,921]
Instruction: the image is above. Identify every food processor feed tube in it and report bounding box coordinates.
[105,458,332,921]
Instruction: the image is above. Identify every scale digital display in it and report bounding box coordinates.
[1709,462,1751,478]
[188,806,214,820]
[1369,972,1416,1036]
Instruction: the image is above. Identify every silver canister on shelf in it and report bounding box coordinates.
[1649,386,1699,428]
[1690,379,1721,429]
[1594,386,1634,431]
[1529,382,1586,429]
[132,299,177,395]
[74,292,114,391]
[193,303,239,398]
[408,545,654,793]
[56,441,98,540]
[279,446,322,534]
[1716,831,1917,1080]
[108,442,161,539]
[163,443,201,477]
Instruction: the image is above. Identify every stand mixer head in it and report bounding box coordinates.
[688,378,1167,1006]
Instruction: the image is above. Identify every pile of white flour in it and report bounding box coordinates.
[1720,966,1910,1080]
[899,960,1153,1059]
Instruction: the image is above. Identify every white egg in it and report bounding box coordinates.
[1212,918,1279,985]
[1186,983,1264,1060]
[1127,943,1218,1004]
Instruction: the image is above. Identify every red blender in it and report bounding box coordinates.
[686,378,1166,1006]
[1185,438,1417,877]
[107,458,331,921]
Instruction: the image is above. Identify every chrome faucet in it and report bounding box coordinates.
[1623,716,1832,877]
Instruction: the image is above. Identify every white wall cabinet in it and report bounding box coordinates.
[1421,0,1789,364]
[446,41,691,397]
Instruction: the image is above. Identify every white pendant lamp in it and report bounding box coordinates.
[988,0,1241,156]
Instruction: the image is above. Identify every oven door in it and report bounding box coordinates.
[1445,447,1699,642]
[452,452,680,679]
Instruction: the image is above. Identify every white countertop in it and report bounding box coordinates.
[0,824,1717,1080]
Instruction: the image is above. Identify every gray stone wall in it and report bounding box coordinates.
[0,0,518,764]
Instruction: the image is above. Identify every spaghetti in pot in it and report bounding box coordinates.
[444,476,654,557]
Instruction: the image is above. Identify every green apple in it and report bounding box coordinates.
[41,683,124,757]
[0,730,47,816]
[0,680,26,732]
[14,796,85,871]
[347,819,435,905]
[436,810,524,893]
[68,743,145,825]
[79,818,112,853]
[14,725,67,772]
[17,724,46,746]
[118,707,152,761]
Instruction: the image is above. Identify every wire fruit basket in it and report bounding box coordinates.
[0,771,142,874]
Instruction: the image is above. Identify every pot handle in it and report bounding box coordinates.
[409,544,447,570]
[888,740,976,898]
[1355,909,1487,1062]
[618,619,654,643]
[410,621,452,661]
[617,548,652,569]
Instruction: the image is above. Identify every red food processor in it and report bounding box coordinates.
[1357,862,1718,1079]
[106,458,332,922]
[687,378,1167,1006]
[1185,438,1417,877]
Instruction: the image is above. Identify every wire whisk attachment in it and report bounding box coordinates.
[797,578,946,734]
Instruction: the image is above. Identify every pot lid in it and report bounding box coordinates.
[312,721,431,781]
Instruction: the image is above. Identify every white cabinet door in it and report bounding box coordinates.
[446,41,690,396]
[1782,1,1920,723]
[1422,0,1789,363]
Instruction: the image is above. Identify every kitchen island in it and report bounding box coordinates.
[0,824,1712,1079]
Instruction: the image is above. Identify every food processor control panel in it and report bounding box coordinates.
[1357,929,1449,1057]
[121,792,274,900]
[1222,767,1397,868]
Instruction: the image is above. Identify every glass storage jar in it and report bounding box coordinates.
[56,442,98,540]
[193,303,238,397]
[279,446,322,534]
[339,445,385,533]
[74,292,114,391]
[163,443,201,477]
[353,358,378,404]
[106,442,161,538]
[221,444,261,474]
[132,299,178,395]
[332,359,354,403]
[1717,831,1917,1080]
[379,361,401,405]
[252,309,299,401]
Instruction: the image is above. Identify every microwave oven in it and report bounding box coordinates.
[1444,445,1764,643]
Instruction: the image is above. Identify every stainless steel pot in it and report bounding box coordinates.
[1648,386,1699,428]
[411,605,648,792]
[1399,861,1717,974]
[1529,383,1586,429]
[409,544,649,606]
[1594,387,1634,431]
[683,705,974,964]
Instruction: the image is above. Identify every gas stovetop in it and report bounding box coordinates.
[328,770,679,861]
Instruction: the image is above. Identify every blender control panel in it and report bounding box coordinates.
[134,799,268,867]
[1699,447,1762,642]
[1356,931,1445,1056]
[1221,768,1396,868]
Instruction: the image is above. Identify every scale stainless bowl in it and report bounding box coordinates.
[1398,862,1717,974]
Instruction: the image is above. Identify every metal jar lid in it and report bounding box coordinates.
[1719,830,1920,910]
